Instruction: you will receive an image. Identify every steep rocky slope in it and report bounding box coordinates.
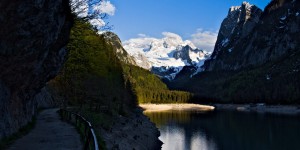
[0,0,72,139]
[103,32,137,65]
[169,0,300,104]
[204,0,299,71]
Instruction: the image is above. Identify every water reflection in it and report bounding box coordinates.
[144,111,192,127]
[144,110,217,150]
[144,110,300,150]
[191,132,217,150]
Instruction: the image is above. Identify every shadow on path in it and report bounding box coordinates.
[8,108,82,150]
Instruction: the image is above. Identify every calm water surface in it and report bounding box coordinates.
[144,110,300,150]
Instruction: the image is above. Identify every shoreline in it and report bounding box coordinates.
[139,103,300,115]
[139,103,215,112]
[213,104,300,115]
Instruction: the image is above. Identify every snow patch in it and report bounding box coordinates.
[123,32,207,69]
[230,6,241,12]
[190,61,206,77]
[280,16,287,20]
[243,1,253,11]
[288,9,292,15]
[221,38,229,47]
[266,75,271,80]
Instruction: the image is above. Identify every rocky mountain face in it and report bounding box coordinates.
[0,0,72,139]
[203,0,300,71]
[123,34,210,80]
[103,32,137,65]
[169,0,300,104]
[154,45,209,80]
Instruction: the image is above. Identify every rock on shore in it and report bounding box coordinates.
[100,108,162,150]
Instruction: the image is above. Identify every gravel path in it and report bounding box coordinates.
[8,108,82,150]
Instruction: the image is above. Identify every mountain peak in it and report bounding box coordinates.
[242,1,253,7]
[123,34,210,79]
[229,1,256,13]
[230,6,241,12]
[204,2,263,71]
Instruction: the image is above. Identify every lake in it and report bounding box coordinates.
[143,110,300,150]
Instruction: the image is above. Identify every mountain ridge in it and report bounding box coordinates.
[122,33,210,80]
[169,0,300,104]
[203,0,299,71]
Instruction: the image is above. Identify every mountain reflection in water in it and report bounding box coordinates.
[144,110,300,150]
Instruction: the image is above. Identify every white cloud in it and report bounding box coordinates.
[137,34,147,37]
[124,30,218,52]
[93,1,116,16]
[89,18,106,28]
[162,32,183,41]
[189,29,218,52]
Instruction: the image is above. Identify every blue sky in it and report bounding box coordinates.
[108,0,269,40]
[107,0,270,50]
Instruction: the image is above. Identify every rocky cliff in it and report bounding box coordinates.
[204,0,300,71]
[204,2,263,71]
[103,32,137,65]
[0,0,72,139]
[169,0,300,104]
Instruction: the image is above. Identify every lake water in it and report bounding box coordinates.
[144,110,300,150]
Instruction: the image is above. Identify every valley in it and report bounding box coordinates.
[1,0,300,150]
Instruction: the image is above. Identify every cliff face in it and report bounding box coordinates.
[204,0,300,71]
[204,2,263,71]
[0,0,72,139]
[169,0,300,103]
[103,32,137,65]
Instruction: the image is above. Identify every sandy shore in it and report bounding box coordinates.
[139,103,300,115]
[214,104,300,115]
[139,104,215,112]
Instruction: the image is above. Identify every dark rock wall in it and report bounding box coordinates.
[204,0,300,71]
[0,0,72,139]
[204,2,263,71]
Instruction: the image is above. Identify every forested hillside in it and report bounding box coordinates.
[170,51,300,104]
[49,19,136,114]
[123,64,192,103]
[49,19,192,108]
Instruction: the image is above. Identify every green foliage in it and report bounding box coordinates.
[50,19,135,114]
[122,64,192,104]
[50,19,139,149]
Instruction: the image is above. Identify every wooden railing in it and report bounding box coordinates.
[59,109,99,150]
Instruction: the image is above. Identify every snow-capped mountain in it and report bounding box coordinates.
[123,32,210,80]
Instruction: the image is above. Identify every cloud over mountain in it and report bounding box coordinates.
[189,29,218,52]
